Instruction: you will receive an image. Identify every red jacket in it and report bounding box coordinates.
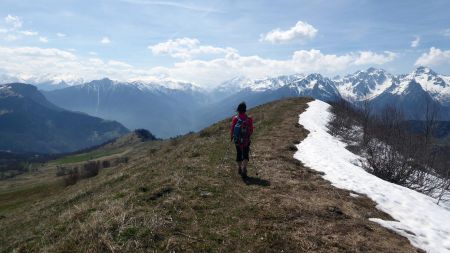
[230,113,254,146]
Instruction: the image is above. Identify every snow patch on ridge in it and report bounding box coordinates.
[294,100,450,253]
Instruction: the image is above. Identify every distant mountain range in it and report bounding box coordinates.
[0,73,78,91]
[335,67,450,119]
[0,83,129,153]
[3,66,449,139]
[43,78,208,138]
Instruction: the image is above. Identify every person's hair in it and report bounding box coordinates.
[237,102,246,113]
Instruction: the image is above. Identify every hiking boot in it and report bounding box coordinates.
[241,167,248,179]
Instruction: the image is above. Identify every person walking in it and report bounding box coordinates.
[230,102,254,179]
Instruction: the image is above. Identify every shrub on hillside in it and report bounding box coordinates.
[102,160,111,168]
[82,161,100,178]
[329,99,450,204]
[64,168,80,186]
[56,166,72,177]
[61,156,129,186]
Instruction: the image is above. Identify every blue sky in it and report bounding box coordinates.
[0,0,450,87]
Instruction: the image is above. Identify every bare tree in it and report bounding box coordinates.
[424,96,439,146]
[330,100,450,206]
[361,100,372,145]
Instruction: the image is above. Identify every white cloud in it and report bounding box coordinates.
[149,49,397,86]
[148,37,237,59]
[88,58,104,65]
[100,36,111,44]
[411,36,420,48]
[0,46,150,84]
[5,15,22,29]
[260,21,318,44]
[89,51,98,56]
[56,32,67,37]
[1,15,42,42]
[415,47,450,66]
[290,50,353,72]
[352,51,397,65]
[39,36,48,43]
[4,34,18,41]
[0,44,397,88]
[108,60,133,68]
[20,30,38,36]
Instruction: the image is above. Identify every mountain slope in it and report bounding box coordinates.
[44,78,207,138]
[336,67,450,119]
[203,73,341,125]
[41,67,450,138]
[0,74,74,91]
[404,66,450,105]
[0,83,129,153]
[212,74,305,97]
[371,78,450,120]
[0,98,419,252]
[335,67,396,101]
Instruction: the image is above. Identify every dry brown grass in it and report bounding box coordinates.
[0,98,421,252]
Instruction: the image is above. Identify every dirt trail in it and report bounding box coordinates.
[215,98,421,252]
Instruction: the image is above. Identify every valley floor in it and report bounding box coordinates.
[0,98,422,252]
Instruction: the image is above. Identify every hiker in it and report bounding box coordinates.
[231,102,254,178]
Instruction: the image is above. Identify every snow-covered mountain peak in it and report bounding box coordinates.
[283,73,341,101]
[131,79,202,92]
[413,66,436,76]
[365,67,388,76]
[82,78,119,90]
[303,73,333,86]
[335,68,395,101]
[249,74,304,92]
[215,76,254,93]
[75,77,202,95]
[390,79,424,95]
[287,73,327,90]
[228,76,252,85]
[0,73,81,91]
[352,67,391,81]
[399,67,450,104]
[305,73,324,80]
[214,74,305,94]
[409,67,447,87]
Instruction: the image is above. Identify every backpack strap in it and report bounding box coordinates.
[238,113,248,121]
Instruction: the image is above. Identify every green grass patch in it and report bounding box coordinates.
[51,149,122,165]
[113,192,127,199]
[118,227,139,242]
[0,181,63,214]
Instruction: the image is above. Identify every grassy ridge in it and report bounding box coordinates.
[0,98,419,252]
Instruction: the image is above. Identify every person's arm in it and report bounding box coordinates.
[249,117,254,136]
[230,117,237,140]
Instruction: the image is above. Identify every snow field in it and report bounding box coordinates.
[294,100,450,253]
